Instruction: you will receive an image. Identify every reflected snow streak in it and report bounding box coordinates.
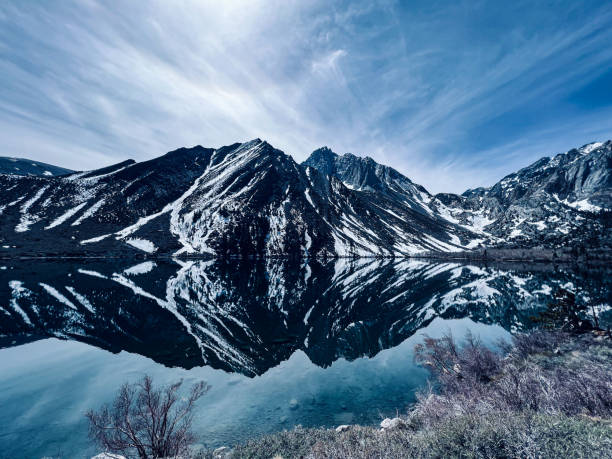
[1,258,610,376]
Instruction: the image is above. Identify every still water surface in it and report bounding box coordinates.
[0,258,609,458]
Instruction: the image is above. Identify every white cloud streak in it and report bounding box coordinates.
[0,0,611,193]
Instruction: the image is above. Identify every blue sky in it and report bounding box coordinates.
[1,0,611,193]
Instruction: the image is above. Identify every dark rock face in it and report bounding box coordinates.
[0,139,610,257]
[304,147,432,215]
[0,157,73,176]
[0,144,219,257]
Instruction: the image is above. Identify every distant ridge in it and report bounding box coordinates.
[0,157,74,176]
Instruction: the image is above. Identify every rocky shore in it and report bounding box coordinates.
[196,330,612,459]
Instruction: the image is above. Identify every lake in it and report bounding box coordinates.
[1,258,610,458]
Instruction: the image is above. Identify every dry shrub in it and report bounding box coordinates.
[87,375,209,459]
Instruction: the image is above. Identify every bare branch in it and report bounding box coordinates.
[86,375,208,458]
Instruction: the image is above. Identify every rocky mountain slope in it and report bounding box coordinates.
[0,140,477,257]
[304,141,611,253]
[304,147,433,216]
[0,139,609,258]
[429,141,611,247]
[0,157,73,176]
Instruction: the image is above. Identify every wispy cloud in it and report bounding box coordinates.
[0,0,611,192]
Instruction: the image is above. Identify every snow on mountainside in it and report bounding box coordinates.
[431,141,612,246]
[0,157,74,176]
[303,147,433,216]
[0,140,476,257]
[303,141,611,251]
[0,139,610,258]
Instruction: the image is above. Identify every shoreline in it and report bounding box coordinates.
[197,330,612,458]
[1,248,611,264]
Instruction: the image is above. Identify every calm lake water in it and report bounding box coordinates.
[0,258,610,458]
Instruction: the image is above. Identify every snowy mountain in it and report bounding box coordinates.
[0,139,610,258]
[0,157,73,176]
[304,141,611,253]
[0,139,477,257]
[303,147,433,216]
[429,141,612,248]
[3,258,608,375]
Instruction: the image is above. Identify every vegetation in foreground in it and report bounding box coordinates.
[87,376,209,459]
[89,290,612,458]
[203,412,611,458]
[200,329,612,458]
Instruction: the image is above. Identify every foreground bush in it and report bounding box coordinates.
[87,375,209,459]
[413,330,612,423]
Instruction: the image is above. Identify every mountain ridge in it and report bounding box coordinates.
[0,157,74,177]
[0,139,610,258]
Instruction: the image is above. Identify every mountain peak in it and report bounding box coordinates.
[303,147,339,176]
[242,138,286,157]
[243,138,264,147]
[309,146,338,159]
[303,146,433,211]
[577,140,607,155]
[236,138,281,155]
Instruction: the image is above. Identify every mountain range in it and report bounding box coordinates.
[0,139,610,258]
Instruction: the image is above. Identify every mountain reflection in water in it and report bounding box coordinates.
[2,258,610,376]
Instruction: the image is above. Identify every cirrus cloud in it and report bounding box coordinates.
[0,0,611,193]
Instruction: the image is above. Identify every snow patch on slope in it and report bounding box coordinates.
[125,238,157,253]
[72,199,105,225]
[9,280,33,325]
[15,185,49,232]
[40,283,78,310]
[124,261,157,276]
[45,202,87,229]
